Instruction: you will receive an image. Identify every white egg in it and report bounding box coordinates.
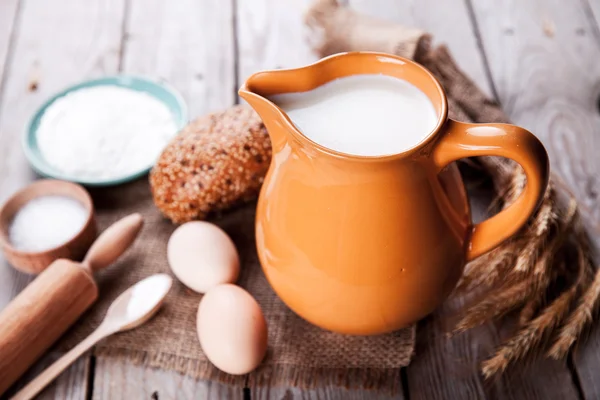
[197,284,268,375]
[167,221,240,293]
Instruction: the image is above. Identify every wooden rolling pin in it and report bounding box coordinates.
[0,213,144,396]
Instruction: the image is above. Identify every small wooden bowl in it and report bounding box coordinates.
[0,180,97,274]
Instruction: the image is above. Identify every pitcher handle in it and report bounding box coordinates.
[432,119,549,261]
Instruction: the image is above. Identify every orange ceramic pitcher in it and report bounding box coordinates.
[239,52,549,335]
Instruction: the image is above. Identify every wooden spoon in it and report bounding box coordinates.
[11,274,173,400]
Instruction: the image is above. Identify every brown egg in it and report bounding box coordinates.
[197,284,268,375]
[167,221,239,293]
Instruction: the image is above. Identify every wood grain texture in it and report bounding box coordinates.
[572,321,600,400]
[0,0,28,311]
[0,0,125,202]
[3,354,89,400]
[236,0,317,85]
[92,357,243,400]
[0,0,20,90]
[123,0,235,117]
[407,301,580,400]
[469,0,600,221]
[348,0,493,97]
[252,385,404,400]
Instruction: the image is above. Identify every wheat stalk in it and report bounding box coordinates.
[454,279,536,333]
[548,255,599,358]
[482,283,579,378]
[518,295,544,326]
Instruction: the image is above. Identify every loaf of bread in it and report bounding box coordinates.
[150,105,271,223]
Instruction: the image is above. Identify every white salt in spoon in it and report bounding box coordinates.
[11,274,173,400]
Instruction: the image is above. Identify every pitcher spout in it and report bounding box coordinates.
[239,71,296,152]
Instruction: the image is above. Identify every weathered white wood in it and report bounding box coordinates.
[583,0,600,30]
[0,0,125,304]
[123,0,235,117]
[0,0,20,87]
[348,0,493,96]
[236,0,317,84]
[4,353,89,400]
[470,0,600,221]
[0,0,125,201]
[92,357,243,400]
[0,0,23,308]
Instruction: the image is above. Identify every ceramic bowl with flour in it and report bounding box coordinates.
[24,76,188,186]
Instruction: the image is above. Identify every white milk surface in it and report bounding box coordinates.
[270,74,438,157]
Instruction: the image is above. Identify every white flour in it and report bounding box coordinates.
[36,85,178,180]
[126,274,172,320]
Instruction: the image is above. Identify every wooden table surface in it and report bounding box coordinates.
[1,0,599,399]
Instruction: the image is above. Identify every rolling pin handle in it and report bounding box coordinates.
[83,213,144,272]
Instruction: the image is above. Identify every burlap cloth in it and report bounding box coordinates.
[57,0,509,392]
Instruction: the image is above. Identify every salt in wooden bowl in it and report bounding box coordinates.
[0,180,97,274]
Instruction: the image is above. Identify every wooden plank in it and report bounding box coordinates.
[0,0,20,88]
[0,0,24,310]
[252,385,404,400]
[468,0,600,399]
[92,357,243,400]
[3,354,89,400]
[406,302,580,400]
[572,322,600,400]
[89,0,237,397]
[348,0,493,96]
[470,0,600,221]
[236,0,317,84]
[583,0,600,32]
[0,0,126,396]
[122,0,235,117]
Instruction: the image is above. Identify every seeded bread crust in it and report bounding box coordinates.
[150,105,271,223]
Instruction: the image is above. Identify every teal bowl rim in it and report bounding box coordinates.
[23,75,188,187]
